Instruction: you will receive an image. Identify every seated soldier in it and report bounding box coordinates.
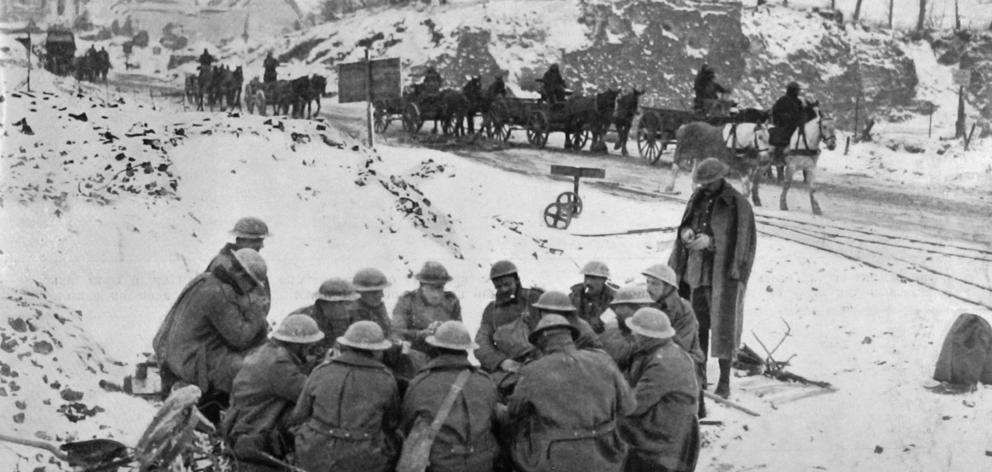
[540,64,567,104]
[422,66,443,95]
[569,260,616,334]
[488,73,507,98]
[292,277,361,359]
[693,64,729,115]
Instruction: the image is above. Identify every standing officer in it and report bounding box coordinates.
[668,158,756,399]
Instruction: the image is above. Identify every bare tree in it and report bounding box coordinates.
[917,0,927,31]
[853,0,863,22]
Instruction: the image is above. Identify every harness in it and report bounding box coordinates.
[724,123,769,156]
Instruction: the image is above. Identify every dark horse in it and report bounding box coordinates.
[307,74,327,118]
[438,89,471,137]
[562,89,619,152]
[613,88,643,156]
[463,76,507,137]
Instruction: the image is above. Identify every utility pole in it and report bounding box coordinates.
[888,0,894,29]
[366,47,374,147]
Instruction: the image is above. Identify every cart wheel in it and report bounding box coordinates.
[571,130,591,150]
[637,111,663,164]
[556,191,583,216]
[528,111,549,147]
[403,103,423,135]
[373,100,390,133]
[543,202,572,229]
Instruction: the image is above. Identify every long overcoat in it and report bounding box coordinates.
[223,340,308,466]
[291,301,351,355]
[291,351,400,472]
[401,354,500,472]
[153,266,268,394]
[668,182,756,360]
[655,292,706,374]
[206,243,271,315]
[392,289,462,353]
[620,339,700,472]
[474,287,544,372]
[508,337,635,472]
[569,283,616,334]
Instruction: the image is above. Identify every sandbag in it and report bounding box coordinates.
[933,313,992,386]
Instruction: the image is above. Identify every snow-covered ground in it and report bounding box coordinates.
[3,19,992,472]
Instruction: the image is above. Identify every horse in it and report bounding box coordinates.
[613,88,643,156]
[773,104,837,215]
[184,74,200,107]
[562,88,620,152]
[307,74,327,118]
[437,89,471,137]
[289,75,312,118]
[665,121,772,203]
[244,77,266,115]
[195,64,211,111]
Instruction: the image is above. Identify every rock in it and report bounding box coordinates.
[874,445,883,454]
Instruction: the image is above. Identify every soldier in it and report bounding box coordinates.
[692,64,729,115]
[207,217,271,317]
[223,314,324,471]
[348,267,393,335]
[508,315,635,472]
[423,66,443,95]
[292,321,401,472]
[152,248,269,424]
[263,51,278,83]
[392,261,462,354]
[668,158,757,399]
[621,308,700,472]
[540,64,567,104]
[601,283,655,371]
[569,260,616,334]
[292,278,361,356]
[770,81,807,162]
[198,48,215,72]
[488,73,507,98]
[473,260,543,390]
[532,291,603,351]
[401,321,500,472]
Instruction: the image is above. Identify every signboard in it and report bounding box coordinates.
[952,68,971,88]
[550,165,605,179]
[337,57,401,104]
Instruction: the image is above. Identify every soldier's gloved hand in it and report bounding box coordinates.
[680,228,695,244]
[500,359,522,373]
[687,234,713,251]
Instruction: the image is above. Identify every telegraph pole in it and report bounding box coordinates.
[366,47,374,147]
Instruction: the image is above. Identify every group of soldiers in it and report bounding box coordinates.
[151,156,756,472]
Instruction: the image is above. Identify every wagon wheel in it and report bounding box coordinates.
[543,202,572,229]
[637,111,664,164]
[488,100,511,142]
[556,191,583,216]
[402,103,423,135]
[527,111,549,147]
[572,130,591,151]
[373,100,390,133]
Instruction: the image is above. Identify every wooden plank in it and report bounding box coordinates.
[579,167,605,178]
[550,165,604,178]
[337,57,401,104]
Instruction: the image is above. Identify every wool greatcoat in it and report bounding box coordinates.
[223,340,308,469]
[206,243,271,316]
[654,291,706,374]
[668,181,756,360]
[291,350,401,472]
[153,264,269,395]
[507,335,635,472]
[392,288,462,353]
[569,283,616,334]
[401,354,500,472]
[620,338,700,472]
[291,301,352,355]
[474,287,544,373]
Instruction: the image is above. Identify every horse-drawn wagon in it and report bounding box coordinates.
[636,99,768,163]
[487,96,597,149]
[43,27,75,76]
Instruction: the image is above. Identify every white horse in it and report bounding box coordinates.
[776,106,837,215]
[666,121,772,203]
[244,77,267,115]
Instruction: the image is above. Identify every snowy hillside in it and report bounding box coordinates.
[4,26,992,471]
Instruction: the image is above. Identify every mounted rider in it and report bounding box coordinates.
[770,82,807,161]
[693,64,729,115]
[540,64,567,105]
[263,51,278,83]
[422,66,443,96]
[198,48,215,73]
[488,72,507,98]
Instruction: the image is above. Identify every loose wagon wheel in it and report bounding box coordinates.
[556,191,583,216]
[543,202,573,229]
[527,111,549,147]
[571,130,591,150]
[402,103,423,135]
[637,111,664,164]
[373,100,390,133]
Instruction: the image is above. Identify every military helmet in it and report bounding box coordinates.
[415,261,453,285]
[353,268,390,292]
[627,307,676,339]
[315,278,360,302]
[230,217,270,239]
[232,248,267,285]
[337,321,393,350]
[550,64,559,70]
[787,81,801,92]
[610,284,654,306]
[641,264,678,288]
[528,314,579,344]
[425,321,478,351]
[692,158,729,184]
[580,260,610,279]
[272,314,325,344]
[532,291,576,312]
[489,260,518,280]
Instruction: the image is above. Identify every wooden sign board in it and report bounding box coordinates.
[952,68,971,88]
[338,57,401,104]
[550,165,606,179]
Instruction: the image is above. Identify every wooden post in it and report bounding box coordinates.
[365,47,374,148]
[888,0,894,29]
[955,86,965,138]
[954,0,961,31]
[853,94,860,143]
[844,135,850,155]
[928,102,933,138]
[26,31,31,92]
[964,122,977,150]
